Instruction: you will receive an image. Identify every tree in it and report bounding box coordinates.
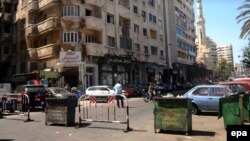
[241,38,250,67]
[236,0,250,39]
[213,59,232,81]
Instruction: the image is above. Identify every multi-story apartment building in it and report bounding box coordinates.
[206,37,217,66]
[0,0,17,82]
[217,44,234,66]
[10,0,166,89]
[163,0,196,83]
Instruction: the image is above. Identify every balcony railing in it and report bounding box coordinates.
[84,43,103,56]
[26,24,38,36]
[84,0,103,7]
[37,17,59,34]
[84,16,103,31]
[3,13,12,21]
[28,0,39,12]
[28,48,38,59]
[37,43,59,59]
[38,0,59,10]
[118,5,131,19]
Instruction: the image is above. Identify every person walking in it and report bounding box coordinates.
[148,82,155,102]
[113,81,124,108]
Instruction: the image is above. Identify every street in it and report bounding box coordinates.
[0,97,226,141]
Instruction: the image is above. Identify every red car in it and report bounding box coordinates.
[122,87,135,97]
[219,81,250,94]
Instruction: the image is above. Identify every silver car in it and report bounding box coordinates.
[183,85,232,114]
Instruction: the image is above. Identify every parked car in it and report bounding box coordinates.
[85,85,127,103]
[183,85,232,115]
[219,81,250,94]
[14,85,47,110]
[125,83,141,96]
[46,87,77,99]
[122,86,135,97]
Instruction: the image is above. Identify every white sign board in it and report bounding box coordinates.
[59,51,81,63]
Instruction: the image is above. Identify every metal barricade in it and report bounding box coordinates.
[0,93,32,122]
[76,94,133,132]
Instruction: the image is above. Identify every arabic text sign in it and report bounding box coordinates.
[59,51,81,63]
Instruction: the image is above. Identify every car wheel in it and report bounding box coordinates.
[192,104,199,115]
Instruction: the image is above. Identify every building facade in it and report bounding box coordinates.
[217,44,234,66]
[8,0,167,89]
[0,0,17,82]
[163,0,196,83]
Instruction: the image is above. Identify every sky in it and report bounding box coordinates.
[193,0,248,64]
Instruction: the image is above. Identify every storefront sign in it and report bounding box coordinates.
[40,71,59,79]
[59,51,81,64]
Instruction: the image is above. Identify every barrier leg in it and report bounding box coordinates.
[124,104,133,132]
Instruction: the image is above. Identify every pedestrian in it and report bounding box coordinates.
[64,83,71,92]
[113,80,124,108]
[148,82,155,102]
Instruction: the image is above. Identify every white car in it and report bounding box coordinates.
[86,85,115,96]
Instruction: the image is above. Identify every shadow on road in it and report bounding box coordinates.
[0,139,15,141]
[158,130,215,137]
[196,111,218,116]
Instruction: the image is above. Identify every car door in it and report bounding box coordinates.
[207,87,227,111]
[191,87,210,111]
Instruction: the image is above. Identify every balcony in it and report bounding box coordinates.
[0,33,11,41]
[38,0,59,10]
[26,24,38,36]
[37,44,59,59]
[61,16,83,30]
[84,16,103,31]
[84,0,104,7]
[149,38,158,47]
[37,17,59,34]
[28,0,39,12]
[84,43,104,56]
[3,13,12,21]
[2,0,12,3]
[118,5,131,19]
[28,48,38,60]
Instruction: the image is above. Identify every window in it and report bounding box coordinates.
[134,43,140,52]
[144,46,149,54]
[211,88,228,96]
[142,10,146,21]
[63,6,79,16]
[151,46,157,55]
[134,24,139,33]
[143,28,147,36]
[63,32,79,43]
[107,36,115,47]
[193,88,209,96]
[148,0,155,7]
[133,6,138,14]
[107,14,114,24]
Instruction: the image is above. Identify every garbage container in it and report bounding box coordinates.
[219,95,244,129]
[45,98,77,126]
[242,94,250,123]
[154,97,192,135]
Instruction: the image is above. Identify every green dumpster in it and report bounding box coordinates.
[243,94,250,123]
[219,95,243,129]
[154,97,192,135]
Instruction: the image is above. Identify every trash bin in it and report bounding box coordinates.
[242,94,250,123]
[219,95,244,129]
[45,98,77,126]
[154,97,192,135]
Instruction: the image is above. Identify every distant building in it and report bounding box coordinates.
[217,44,234,66]
[206,37,217,66]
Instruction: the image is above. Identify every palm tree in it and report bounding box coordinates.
[237,0,250,39]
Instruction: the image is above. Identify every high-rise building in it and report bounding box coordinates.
[9,0,167,88]
[163,0,196,83]
[206,37,217,66]
[217,44,234,66]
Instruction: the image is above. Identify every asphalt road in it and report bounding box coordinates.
[0,97,226,141]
